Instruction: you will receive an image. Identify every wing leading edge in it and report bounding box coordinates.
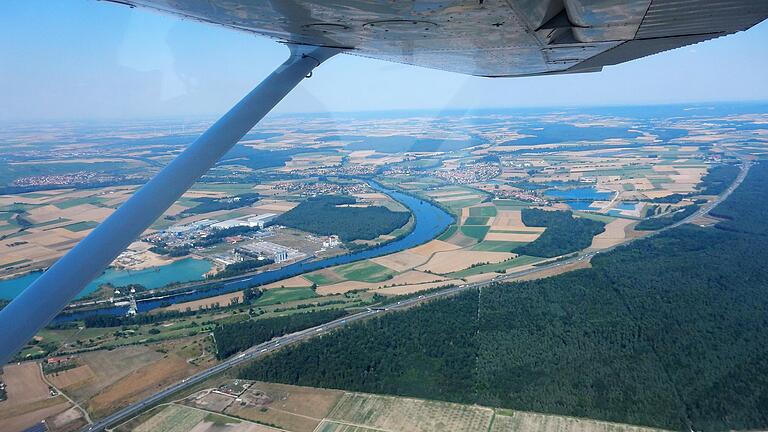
[100,0,768,77]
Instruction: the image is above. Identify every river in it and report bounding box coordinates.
[44,181,453,321]
[0,258,213,301]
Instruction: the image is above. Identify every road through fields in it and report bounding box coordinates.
[83,160,751,432]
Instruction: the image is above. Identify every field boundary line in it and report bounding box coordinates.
[178,403,288,431]
[316,419,392,432]
[39,361,93,425]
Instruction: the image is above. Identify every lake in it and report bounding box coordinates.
[544,187,615,212]
[0,258,212,301]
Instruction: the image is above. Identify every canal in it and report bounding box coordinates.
[39,180,453,321]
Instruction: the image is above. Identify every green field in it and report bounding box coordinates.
[493,199,530,209]
[460,225,489,241]
[437,225,458,241]
[53,196,106,209]
[254,287,317,306]
[62,221,99,232]
[469,206,497,217]
[135,404,207,432]
[444,198,486,214]
[305,272,340,286]
[463,216,489,225]
[572,212,617,224]
[470,241,526,252]
[241,163,768,431]
[335,260,396,283]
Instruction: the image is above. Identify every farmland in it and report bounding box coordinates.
[238,162,768,431]
[1,105,766,429]
[132,379,668,432]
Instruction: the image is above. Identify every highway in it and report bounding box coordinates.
[83,159,750,432]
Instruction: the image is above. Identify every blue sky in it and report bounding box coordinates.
[1,0,767,121]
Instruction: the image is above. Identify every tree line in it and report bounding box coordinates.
[513,208,605,257]
[239,162,768,432]
[274,195,410,242]
[214,309,347,359]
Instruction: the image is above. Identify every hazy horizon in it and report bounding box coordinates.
[2,0,767,122]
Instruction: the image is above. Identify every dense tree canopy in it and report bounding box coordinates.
[698,163,740,195]
[512,208,605,257]
[635,203,699,230]
[274,195,410,242]
[241,162,768,431]
[214,309,347,359]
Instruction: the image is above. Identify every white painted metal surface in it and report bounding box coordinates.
[99,0,768,76]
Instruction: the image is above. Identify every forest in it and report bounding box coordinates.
[240,162,768,431]
[698,163,740,195]
[274,195,410,242]
[213,309,347,359]
[512,208,605,257]
[635,203,699,230]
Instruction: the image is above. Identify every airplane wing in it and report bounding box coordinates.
[103,0,768,77]
[2,0,766,369]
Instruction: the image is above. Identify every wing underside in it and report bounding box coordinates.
[101,0,768,77]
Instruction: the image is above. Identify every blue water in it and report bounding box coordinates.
[0,258,213,301]
[616,201,639,211]
[568,201,596,211]
[51,181,453,321]
[544,187,613,201]
[545,187,614,212]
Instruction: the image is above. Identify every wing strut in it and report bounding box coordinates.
[0,44,341,366]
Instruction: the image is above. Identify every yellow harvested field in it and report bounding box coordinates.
[327,392,494,432]
[262,275,313,289]
[25,205,63,223]
[87,354,197,418]
[0,362,50,407]
[373,279,464,296]
[316,271,450,295]
[46,365,96,389]
[485,232,541,242]
[190,419,281,432]
[417,250,516,274]
[183,190,229,199]
[490,210,546,232]
[224,381,342,432]
[370,251,429,272]
[0,363,72,432]
[253,201,298,212]
[354,193,388,200]
[425,189,470,197]
[642,190,677,199]
[590,218,635,249]
[164,204,189,216]
[460,206,470,224]
[135,404,207,432]
[315,281,372,295]
[66,346,165,403]
[161,291,243,312]
[0,400,70,432]
[491,409,667,432]
[408,240,460,257]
